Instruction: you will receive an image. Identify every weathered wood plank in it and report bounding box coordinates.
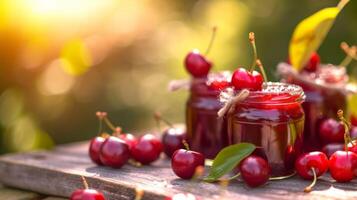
[0,186,42,200]
[42,197,67,200]
[0,142,357,200]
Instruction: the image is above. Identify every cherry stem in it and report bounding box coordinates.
[304,167,317,193]
[256,59,268,83]
[339,42,357,67]
[97,119,103,136]
[81,176,89,190]
[337,109,352,149]
[249,32,258,72]
[135,188,144,200]
[96,111,105,135]
[103,116,117,132]
[224,173,240,181]
[337,0,350,10]
[128,159,142,167]
[205,26,217,56]
[154,112,173,128]
[269,172,296,180]
[182,140,190,151]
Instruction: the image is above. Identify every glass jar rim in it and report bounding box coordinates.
[221,82,305,106]
[241,82,305,105]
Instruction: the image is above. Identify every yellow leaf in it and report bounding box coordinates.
[289,0,349,70]
[348,94,357,116]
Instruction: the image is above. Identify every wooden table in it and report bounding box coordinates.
[0,142,357,200]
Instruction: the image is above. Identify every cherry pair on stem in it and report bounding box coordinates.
[89,111,163,168]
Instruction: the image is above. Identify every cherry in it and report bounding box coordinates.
[70,177,105,200]
[329,150,357,182]
[231,33,267,91]
[154,112,188,158]
[165,193,197,200]
[162,127,187,158]
[303,52,320,72]
[322,143,344,158]
[118,133,137,151]
[71,189,105,200]
[231,68,263,91]
[171,142,205,179]
[185,50,212,78]
[89,135,108,165]
[239,155,271,187]
[99,136,130,168]
[131,134,163,165]
[184,27,216,78]
[319,118,345,143]
[295,151,328,192]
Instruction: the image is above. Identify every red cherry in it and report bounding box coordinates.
[70,177,105,200]
[89,136,106,165]
[321,143,344,158]
[329,150,357,182]
[319,118,345,143]
[162,127,187,158]
[131,134,163,165]
[171,149,205,179]
[239,155,271,187]
[165,193,197,200]
[295,151,328,192]
[351,115,357,126]
[295,151,328,180]
[231,68,263,91]
[302,52,320,72]
[70,189,105,200]
[184,50,212,77]
[118,133,137,151]
[99,136,130,168]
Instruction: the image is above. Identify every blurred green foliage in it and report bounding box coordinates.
[0,0,356,153]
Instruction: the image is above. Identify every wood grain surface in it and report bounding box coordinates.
[0,142,357,200]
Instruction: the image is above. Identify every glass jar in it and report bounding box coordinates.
[186,72,230,159]
[227,82,305,177]
[279,63,348,151]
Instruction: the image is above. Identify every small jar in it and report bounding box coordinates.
[279,63,348,151]
[186,72,230,159]
[227,82,305,177]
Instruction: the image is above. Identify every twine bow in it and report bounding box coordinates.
[217,89,250,118]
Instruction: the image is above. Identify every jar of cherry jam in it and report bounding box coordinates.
[279,63,349,151]
[186,72,230,159]
[227,82,305,177]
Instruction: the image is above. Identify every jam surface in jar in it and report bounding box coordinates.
[186,72,230,159]
[228,82,305,177]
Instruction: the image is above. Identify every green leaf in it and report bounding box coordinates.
[204,143,255,182]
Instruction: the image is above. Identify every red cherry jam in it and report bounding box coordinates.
[227,82,305,177]
[279,63,348,151]
[186,72,231,159]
